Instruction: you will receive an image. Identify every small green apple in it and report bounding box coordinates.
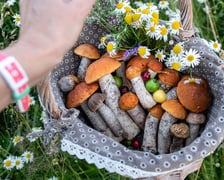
[145,78,160,93]
[113,75,123,88]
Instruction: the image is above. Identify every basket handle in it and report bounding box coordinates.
[179,0,195,41]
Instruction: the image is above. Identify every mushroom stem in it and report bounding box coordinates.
[116,61,132,90]
[127,105,146,129]
[142,112,159,154]
[157,112,177,154]
[99,74,140,140]
[166,87,177,100]
[77,57,91,81]
[80,102,107,132]
[130,76,156,109]
[185,124,200,146]
[170,136,184,153]
[97,103,123,137]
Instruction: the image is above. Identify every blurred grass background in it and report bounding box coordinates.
[0,0,224,179]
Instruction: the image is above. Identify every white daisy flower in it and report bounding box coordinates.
[171,42,184,56]
[106,41,118,56]
[138,46,151,58]
[32,127,42,133]
[168,17,181,35]
[12,135,24,146]
[3,156,15,170]
[40,111,49,124]
[6,0,16,6]
[156,25,169,42]
[14,156,24,170]
[181,49,201,68]
[158,1,169,10]
[13,13,21,27]
[165,56,186,71]
[138,4,152,21]
[115,0,130,14]
[184,77,202,84]
[209,40,221,53]
[155,49,166,61]
[145,23,158,39]
[29,96,36,105]
[22,151,34,163]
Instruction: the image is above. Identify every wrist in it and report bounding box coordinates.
[3,39,63,86]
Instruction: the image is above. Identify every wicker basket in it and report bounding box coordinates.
[31,0,224,179]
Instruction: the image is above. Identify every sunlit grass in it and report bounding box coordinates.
[0,0,224,179]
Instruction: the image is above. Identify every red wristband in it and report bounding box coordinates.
[0,52,30,112]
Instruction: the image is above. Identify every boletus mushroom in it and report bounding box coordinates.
[176,75,212,113]
[74,43,100,81]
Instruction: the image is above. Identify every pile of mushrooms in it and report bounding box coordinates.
[58,43,213,154]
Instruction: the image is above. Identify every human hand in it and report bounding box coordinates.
[18,0,96,60]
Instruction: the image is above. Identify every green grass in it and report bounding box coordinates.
[0,0,224,179]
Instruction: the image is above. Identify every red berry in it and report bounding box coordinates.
[141,70,151,81]
[132,139,141,149]
[119,86,129,94]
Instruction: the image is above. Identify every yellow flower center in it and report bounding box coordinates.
[213,43,218,49]
[138,47,146,56]
[157,53,162,59]
[172,21,180,30]
[15,17,20,22]
[142,8,150,14]
[187,55,195,62]
[149,26,156,33]
[189,79,196,83]
[173,44,182,54]
[14,136,20,143]
[106,43,114,52]
[171,62,181,70]
[117,2,124,9]
[125,6,132,13]
[5,160,11,167]
[147,3,153,7]
[15,160,21,166]
[26,154,31,159]
[152,12,159,19]
[160,27,168,35]
[161,1,166,5]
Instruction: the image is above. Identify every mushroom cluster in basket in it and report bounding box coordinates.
[58,43,213,154]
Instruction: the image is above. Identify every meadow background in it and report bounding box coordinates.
[0,0,224,179]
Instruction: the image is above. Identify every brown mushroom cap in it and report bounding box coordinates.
[161,99,187,119]
[170,123,190,138]
[147,55,163,72]
[176,75,212,113]
[85,57,121,84]
[127,56,150,72]
[158,68,180,87]
[102,50,125,61]
[149,104,164,119]
[74,43,100,59]
[119,92,139,110]
[126,65,142,80]
[66,82,99,108]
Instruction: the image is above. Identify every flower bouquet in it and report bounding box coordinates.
[30,0,224,179]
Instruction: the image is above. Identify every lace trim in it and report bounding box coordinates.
[61,138,194,179]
